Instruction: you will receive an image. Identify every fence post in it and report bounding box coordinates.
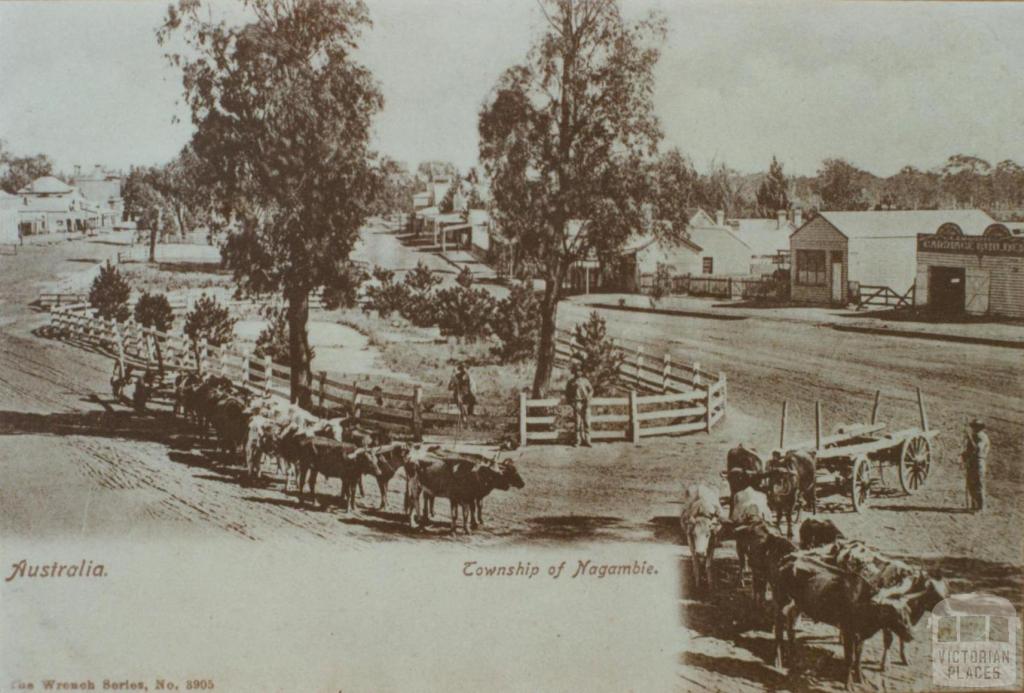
[317,370,327,410]
[635,346,644,389]
[114,321,126,372]
[143,327,154,368]
[704,383,712,433]
[693,361,701,388]
[242,349,251,389]
[662,353,671,393]
[628,389,640,444]
[263,355,272,395]
[519,392,528,448]
[413,385,423,442]
[198,338,208,375]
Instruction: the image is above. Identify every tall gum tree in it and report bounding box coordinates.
[159,0,382,407]
[479,0,665,397]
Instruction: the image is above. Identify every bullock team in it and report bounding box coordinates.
[170,372,525,533]
[680,445,948,689]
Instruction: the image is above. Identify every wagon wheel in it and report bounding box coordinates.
[851,456,872,513]
[899,435,931,495]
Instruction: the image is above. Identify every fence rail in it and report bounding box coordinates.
[520,329,727,445]
[638,273,777,300]
[47,303,439,438]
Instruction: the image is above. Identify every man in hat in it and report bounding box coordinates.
[961,418,989,512]
[564,364,593,447]
[448,364,475,427]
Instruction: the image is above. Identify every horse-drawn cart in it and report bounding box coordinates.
[774,389,939,512]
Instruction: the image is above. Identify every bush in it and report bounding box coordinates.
[649,264,673,307]
[455,265,474,289]
[363,266,409,319]
[571,311,625,394]
[433,285,496,342]
[491,283,540,362]
[134,292,174,373]
[401,262,441,326]
[254,303,310,367]
[89,262,132,322]
[184,293,236,363]
[133,292,174,332]
[321,263,367,310]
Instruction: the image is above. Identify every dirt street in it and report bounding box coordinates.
[2,235,1022,691]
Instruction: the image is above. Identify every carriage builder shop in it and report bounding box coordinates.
[916,223,1024,319]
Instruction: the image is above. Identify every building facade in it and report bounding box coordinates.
[915,222,1024,318]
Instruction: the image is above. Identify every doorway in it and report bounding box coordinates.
[928,266,965,316]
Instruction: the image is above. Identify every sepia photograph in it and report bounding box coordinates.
[1,0,1022,691]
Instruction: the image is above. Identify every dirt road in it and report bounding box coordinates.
[3,234,1022,691]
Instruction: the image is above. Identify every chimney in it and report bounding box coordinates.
[715,209,725,227]
[794,208,803,228]
[74,165,81,178]
[776,209,786,229]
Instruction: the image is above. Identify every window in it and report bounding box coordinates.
[796,249,827,285]
[702,257,713,274]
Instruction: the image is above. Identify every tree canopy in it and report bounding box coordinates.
[159,0,383,405]
[479,0,665,395]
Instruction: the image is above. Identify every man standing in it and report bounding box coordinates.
[449,364,475,426]
[565,364,593,447]
[962,418,989,512]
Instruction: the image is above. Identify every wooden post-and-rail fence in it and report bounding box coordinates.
[47,303,436,439]
[516,330,727,446]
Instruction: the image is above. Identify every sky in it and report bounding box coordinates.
[1,0,1022,178]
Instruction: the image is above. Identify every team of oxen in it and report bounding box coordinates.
[679,444,949,689]
[171,372,524,533]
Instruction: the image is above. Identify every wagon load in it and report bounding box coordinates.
[801,538,950,669]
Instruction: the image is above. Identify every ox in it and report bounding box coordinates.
[773,552,915,689]
[725,445,767,504]
[799,518,844,550]
[733,520,797,608]
[767,450,816,538]
[294,438,381,510]
[730,487,773,581]
[679,484,724,593]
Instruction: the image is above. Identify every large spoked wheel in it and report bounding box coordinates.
[851,456,872,513]
[899,435,931,495]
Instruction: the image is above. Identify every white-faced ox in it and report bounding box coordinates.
[679,484,725,593]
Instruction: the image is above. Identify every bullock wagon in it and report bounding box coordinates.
[775,389,939,513]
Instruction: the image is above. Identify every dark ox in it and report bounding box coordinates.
[733,520,797,608]
[725,445,767,503]
[773,553,915,689]
[767,450,816,538]
[799,518,845,550]
[405,455,524,533]
[294,438,381,510]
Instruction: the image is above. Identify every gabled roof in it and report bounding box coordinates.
[18,176,74,195]
[624,231,702,255]
[688,224,752,252]
[731,218,795,256]
[815,209,995,240]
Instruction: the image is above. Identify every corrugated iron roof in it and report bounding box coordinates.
[817,209,995,239]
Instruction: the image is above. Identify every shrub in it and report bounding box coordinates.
[254,303,310,367]
[401,261,441,326]
[89,262,131,322]
[649,264,674,307]
[455,265,474,289]
[134,292,175,374]
[183,293,236,367]
[491,282,540,362]
[133,292,174,332]
[571,311,624,394]
[363,266,409,319]
[321,262,367,310]
[433,285,497,342]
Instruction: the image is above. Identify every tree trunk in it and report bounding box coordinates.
[149,226,157,263]
[154,336,164,377]
[531,276,562,398]
[286,288,313,409]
